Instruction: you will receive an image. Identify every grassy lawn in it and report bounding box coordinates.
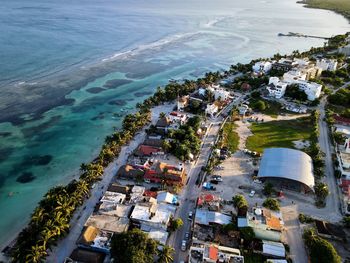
[303,0,350,19]
[221,121,239,152]
[246,116,313,153]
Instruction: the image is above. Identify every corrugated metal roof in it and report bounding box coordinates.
[258,148,314,190]
[262,240,285,258]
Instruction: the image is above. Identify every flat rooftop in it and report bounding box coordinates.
[85,214,129,233]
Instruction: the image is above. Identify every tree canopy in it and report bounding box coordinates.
[303,228,341,263]
[110,229,159,263]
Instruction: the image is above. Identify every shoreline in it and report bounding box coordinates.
[297,0,350,23]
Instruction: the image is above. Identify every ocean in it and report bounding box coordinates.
[0,0,349,247]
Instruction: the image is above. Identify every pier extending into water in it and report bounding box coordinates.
[278,32,330,40]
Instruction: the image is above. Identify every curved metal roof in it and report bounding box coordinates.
[257,148,314,190]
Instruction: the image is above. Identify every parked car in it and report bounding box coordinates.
[249,190,256,197]
[185,232,190,240]
[253,179,262,184]
[210,180,219,184]
[181,240,187,251]
[188,211,193,220]
[212,175,223,182]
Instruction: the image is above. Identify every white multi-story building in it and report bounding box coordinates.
[205,103,219,117]
[316,58,338,71]
[252,61,273,73]
[266,77,288,99]
[283,69,307,83]
[297,80,322,101]
[207,84,230,101]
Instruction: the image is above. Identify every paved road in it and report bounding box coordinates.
[281,205,308,263]
[318,98,343,221]
[170,121,222,263]
[170,95,245,263]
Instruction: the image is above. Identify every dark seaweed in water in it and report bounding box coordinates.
[16,172,36,183]
[86,87,106,94]
[103,79,132,89]
[108,99,127,106]
[0,132,12,138]
[21,155,53,167]
[0,147,14,163]
[134,91,153,97]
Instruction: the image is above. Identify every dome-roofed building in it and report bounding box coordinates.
[257,148,314,193]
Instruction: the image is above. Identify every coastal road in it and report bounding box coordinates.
[47,104,175,263]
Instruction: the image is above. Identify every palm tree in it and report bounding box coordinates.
[157,245,174,263]
[25,244,47,263]
[31,207,48,226]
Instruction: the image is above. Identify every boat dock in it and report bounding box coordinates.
[278,32,330,40]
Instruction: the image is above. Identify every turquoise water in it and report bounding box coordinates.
[0,0,349,247]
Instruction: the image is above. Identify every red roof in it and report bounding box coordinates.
[333,114,350,125]
[138,145,161,156]
[144,190,157,198]
[208,246,218,260]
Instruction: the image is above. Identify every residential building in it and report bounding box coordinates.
[66,248,106,263]
[77,226,112,254]
[266,77,287,99]
[189,240,244,263]
[314,220,346,241]
[272,58,298,72]
[144,161,185,185]
[261,240,286,258]
[207,84,231,101]
[168,111,188,125]
[316,58,338,71]
[85,214,130,234]
[205,103,219,117]
[134,145,163,157]
[252,61,272,73]
[195,209,231,226]
[238,104,249,116]
[339,138,350,179]
[177,95,189,111]
[100,191,126,205]
[157,191,178,205]
[130,199,174,231]
[283,69,306,83]
[238,207,284,242]
[116,165,145,180]
[297,80,322,101]
[300,65,322,80]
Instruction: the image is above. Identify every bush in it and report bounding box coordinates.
[299,213,314,224]
[303,228,341,263]
[232,194,248,215]
[169,218,183,232]
[240,227,255,242]
[263,183,274,196]
[263,198,280,211]
[343,216,350,228]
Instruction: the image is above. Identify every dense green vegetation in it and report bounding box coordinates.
[246,116,313,153]
[328,87,350,108]
[285,84,308,101]
[232,194,248,215]
[110,229,174,263]
[167,116,202,160]
[263,198,280,211]
[302,0,350,20]
[220,121,239,153]
[303,228,341,263]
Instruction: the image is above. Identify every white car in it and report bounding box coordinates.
[249,190,256,197]
[181,240,187,251]
[253,179,262,184]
